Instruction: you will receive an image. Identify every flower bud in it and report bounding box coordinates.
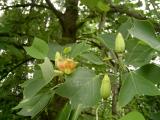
[100,74,111,99]
[115,33,125,53]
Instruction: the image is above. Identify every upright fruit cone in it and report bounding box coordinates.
[115,33,125,53]
[100,74,111,99]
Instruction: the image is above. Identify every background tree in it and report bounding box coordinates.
[0,0,160,120]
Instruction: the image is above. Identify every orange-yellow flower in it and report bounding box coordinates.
[55,52,77,74]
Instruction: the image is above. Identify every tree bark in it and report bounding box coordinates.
[112,83,118,115]
[60,0,79,44]
[45,0,79,119]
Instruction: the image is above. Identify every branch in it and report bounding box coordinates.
[0,32,33,37]
[109,4,160,32]
[150,0,160,19]
[77,4,146,30]
[0,58,34,80]
[112,83,119,115]
[109,4,147,20]
[0,1,63,22]
[78,4,160,32]
[0,3,50,10]
[0,32,11,37]
[77,14,97,29]
[45,0,63,21]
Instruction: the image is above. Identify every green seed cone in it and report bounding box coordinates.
[115,33,125,53]
[100,74,111,99]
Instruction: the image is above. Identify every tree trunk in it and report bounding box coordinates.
[59,0,79,44]
[47,0,79,119]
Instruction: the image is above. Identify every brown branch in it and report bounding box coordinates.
[78,4,160,32]
[45,0,63,21]
[56,0,79,44]
[77,4,146,30]
[77,14,97,29]
[0,32,33,37]
[109,4,147,20]
[0,1,63,24]
[0,58,34,80]
[109,4,160,32]
[112,83,119,115]
[0,32,11,37]
[0,3,50,10]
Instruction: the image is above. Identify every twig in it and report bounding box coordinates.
[0,3,50,10]
[0,58,34,80]
[109,4,147,20]
[45,0,63,21]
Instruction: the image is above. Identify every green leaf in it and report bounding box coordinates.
[23,58,55,98]
[119,72,160,107]
[81,0,109,12]
[71,104,83,120]
[136,64,160,84]
[125,39,154,67]
[98,33,115,50]
[63,47,72,54]
[57,102,72,120]
[81,0,98,10]
[56,67,101,108]
[80,52,104,65]
[97,1,110,12]
[118,18,132,40]
[39,57,54,82]
[24,37,49,59]
[14,91,54,118]
[48,42,63,60]
[119,111,145,120]
[129,19,160,51]
[7,45,24,59]
[23,68,43,98]
[150,112,160,120]
[69,42,90,58]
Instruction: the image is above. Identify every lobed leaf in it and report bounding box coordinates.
[129,19,160,51]
[119,111,145,120]
[118,72,160,107]
[56,67,101,108]
[24,37,49,59]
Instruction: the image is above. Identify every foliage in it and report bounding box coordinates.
[0,0,160,120]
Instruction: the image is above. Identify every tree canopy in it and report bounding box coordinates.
[0,0,160,120]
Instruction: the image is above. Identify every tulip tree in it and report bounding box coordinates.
[0,0,160,120]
